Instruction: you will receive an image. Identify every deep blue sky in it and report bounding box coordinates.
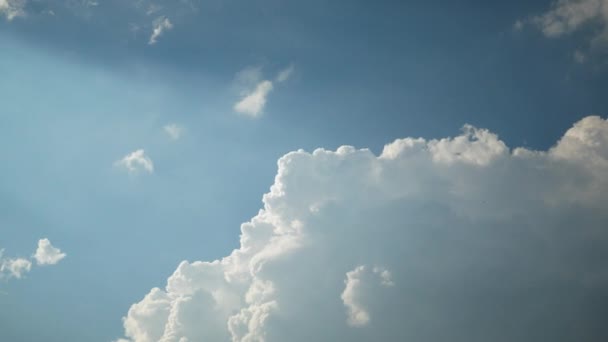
[1,0,607,341]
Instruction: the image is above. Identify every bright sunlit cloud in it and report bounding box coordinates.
[117,116,608,342]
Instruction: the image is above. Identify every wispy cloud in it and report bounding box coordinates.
[522,0,608,57]
[276,64,295,83]
[149,16,173,45]
[0,0,26,20]
[163,123,183,141]
[115,149,154,174]
[233,64,294,118]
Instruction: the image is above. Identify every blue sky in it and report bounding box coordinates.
[1,1,608,341]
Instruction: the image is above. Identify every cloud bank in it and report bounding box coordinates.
[1,238,65,280]
[118,116,608,342]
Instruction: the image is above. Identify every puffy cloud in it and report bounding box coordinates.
[118,116,608,342]
[149,16,173,45]
[34,238,66,265]
[1,238,64,280]
[0,256,32,279]
[115,149,154,174]
[164,123,183,141]
[0,0,26,20]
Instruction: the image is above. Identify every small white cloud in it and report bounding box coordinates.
[115,149,154,174]
[276,64,295,83]
[513,19,524,31]
[164,123,183,141]
[149,16,173,45]
[34,238,66,266]
[0,0,26,20]
[234,80,274,118]
[0,256,32,279]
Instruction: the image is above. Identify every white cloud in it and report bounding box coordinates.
[164,124,183,141]
[276,64,295,83]
[115,149,154,174]
[1,238,65,280]
[0,0,26,20]
[149,16,173,45]
[34,238,66,265]
[234,80,274,118]
[117,115,608,342]
[0,256,32,279]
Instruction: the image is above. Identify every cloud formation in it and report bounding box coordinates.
[234,81,274,118]
[118,116,608,342]
[528,0,608,57]
[34,238,66,265]
[1,238,65,280]
[115,149,154,174]
[149,16,173,45]
[0,0,25,20]
[233,65,294,118]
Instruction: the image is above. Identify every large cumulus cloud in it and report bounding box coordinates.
[118,116,608,342]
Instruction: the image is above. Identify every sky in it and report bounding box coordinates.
[1,0,608,341]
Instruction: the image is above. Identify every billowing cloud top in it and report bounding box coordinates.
[117,116,608,342]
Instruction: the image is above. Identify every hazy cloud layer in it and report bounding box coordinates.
[118,115,608,341]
